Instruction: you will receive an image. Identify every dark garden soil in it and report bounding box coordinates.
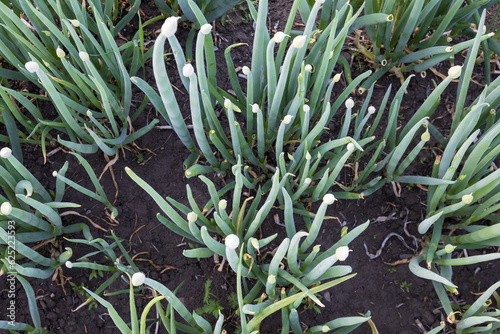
[1,1,499,333]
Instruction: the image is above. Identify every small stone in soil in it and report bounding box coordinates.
[422,311,434,324]
[46,311,57,321]
[46,300,56,309]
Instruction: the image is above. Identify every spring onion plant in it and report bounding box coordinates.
[352,64,489,204]
[0,149,117,331]
[65,230,227,333]
[409,16,500,332]
[228,232,371,333]
[127,160,371,331]
[85,267,227,334]
[253,56,460,203]
[63,231,145,312]
[0,148,119,331]
[137,0,461,203]
[411,107,500,331]
[0,0,156,156]
[0,147,90,281]
[1,230,141,333]
[349,9,496,198]
[89,260,371,333]
[350,0,495,88]
[133,0,388,184]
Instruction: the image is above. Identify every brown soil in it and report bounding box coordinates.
[1,1,499,334]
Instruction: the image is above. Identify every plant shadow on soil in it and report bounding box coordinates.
[1,1,499,333]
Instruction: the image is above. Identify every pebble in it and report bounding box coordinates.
[46,300,56,309]
[422,311,434,324]
[46,311,57,321]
